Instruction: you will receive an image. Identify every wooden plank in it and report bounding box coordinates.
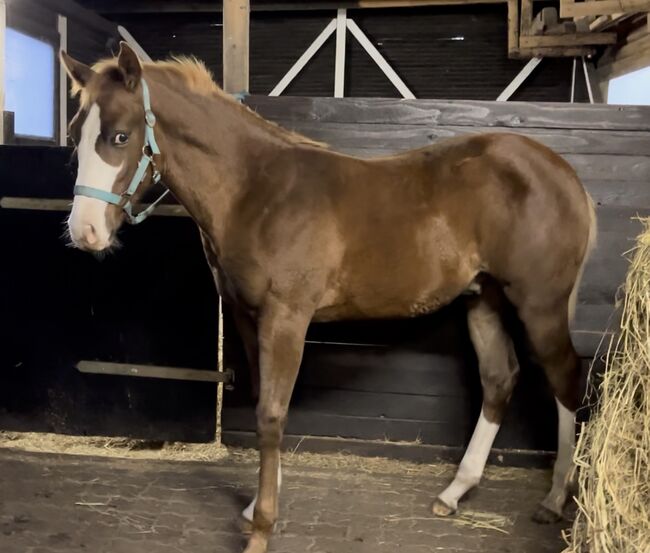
[300,349,473,397]
[561,0,650,18]
[519,32,616,47]
[222,0,250,94]
[76,360,232,383]
[513,46,596,58]
[357,0,508,5]
[224,407,474,445]
[599,48,650,79]
[0,196,189,216]
[264,119,650,155]
[589,13,631,30]
[80,0,509,12]
[585,179,650,207]
[291,389,471,421]
[245,96,650,131]
[507,0,520,56]
[565,154,650,181]
[221,431,556,468]
[520,0,533,36]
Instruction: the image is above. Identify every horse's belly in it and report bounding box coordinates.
[313,272,471,322]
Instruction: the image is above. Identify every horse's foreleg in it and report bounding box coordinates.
[434,288,519,516]
[243,300,311,553]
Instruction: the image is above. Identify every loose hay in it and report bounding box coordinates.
[566,218,650,553]
[452,510,513,535]
[0,431,228,462]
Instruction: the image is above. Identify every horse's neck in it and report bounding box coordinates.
[151,80,281,244]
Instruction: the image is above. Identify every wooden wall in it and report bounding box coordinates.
[1,97,647,461]
[106,5,586,101]
[221,96,650,459]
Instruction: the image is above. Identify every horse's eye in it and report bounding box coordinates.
[113,132,129,146]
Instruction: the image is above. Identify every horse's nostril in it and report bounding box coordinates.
[82,224,97,245]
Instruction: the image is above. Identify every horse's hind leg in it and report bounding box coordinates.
[434,282,520,516]
[515,298,579,523]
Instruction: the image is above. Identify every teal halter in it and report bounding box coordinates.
[73,79,169,225]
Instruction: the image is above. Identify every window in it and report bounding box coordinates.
[4,28,55,140]
[607,66,650,106]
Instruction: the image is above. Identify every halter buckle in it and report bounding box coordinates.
[145,109,156,127]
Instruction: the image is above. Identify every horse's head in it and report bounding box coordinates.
[62,42,160,252]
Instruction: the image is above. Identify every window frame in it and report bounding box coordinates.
[4,14,60,146]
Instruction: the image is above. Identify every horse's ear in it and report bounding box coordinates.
[117,41,142,91]
[60,51,95,89]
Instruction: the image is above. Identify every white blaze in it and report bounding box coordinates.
[68,103,123,250]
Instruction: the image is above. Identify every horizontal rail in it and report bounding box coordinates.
[76,360,233,384]
[1,196,189,217]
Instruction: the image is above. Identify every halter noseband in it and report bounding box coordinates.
[73,79,169,225]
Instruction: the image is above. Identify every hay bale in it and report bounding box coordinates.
[566,218,650,553]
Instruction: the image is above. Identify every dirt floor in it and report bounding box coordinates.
[0,437,572,553]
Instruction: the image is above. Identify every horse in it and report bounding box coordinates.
[61,42,596,553]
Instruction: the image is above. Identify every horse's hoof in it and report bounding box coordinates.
[432,497,456,517]
[242,532,268,553]
[532,504,562,524]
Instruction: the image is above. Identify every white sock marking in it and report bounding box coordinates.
[541,398,575,515]
[242,462,282,522]
[439,409,500,510]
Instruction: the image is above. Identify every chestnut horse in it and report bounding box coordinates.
[61,43,595,553]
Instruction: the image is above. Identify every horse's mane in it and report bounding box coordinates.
[72,55,328,149]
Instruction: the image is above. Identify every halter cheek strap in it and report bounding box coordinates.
[73,78,169,225]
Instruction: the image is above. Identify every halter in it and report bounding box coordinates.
[73,79,169,225]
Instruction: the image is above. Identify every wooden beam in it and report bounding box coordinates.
[520,0,534,37]
[507,0,520,56]
[0,196,189,217]
[513,46,596,57]
[83,0,508,12]
[530,7,558,35]
[520,32,616,47]
[627,20,650,40]
[598,48,650,78]
[77,360,233,384]
[357,0,507,5]
[223,0,250,94]
[561,0,650,19]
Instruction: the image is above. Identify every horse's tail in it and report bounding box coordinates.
[568,191,597,323]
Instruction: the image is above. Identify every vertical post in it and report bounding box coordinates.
[334,9,347,98]
[215,295,224,445]
[570,57,577,103]
[222,0,250,94]
[507,0,519,57]
[57,15,67,146]
[0,0,6,145]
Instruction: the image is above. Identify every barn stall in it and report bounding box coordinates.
[1,1,650,552]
